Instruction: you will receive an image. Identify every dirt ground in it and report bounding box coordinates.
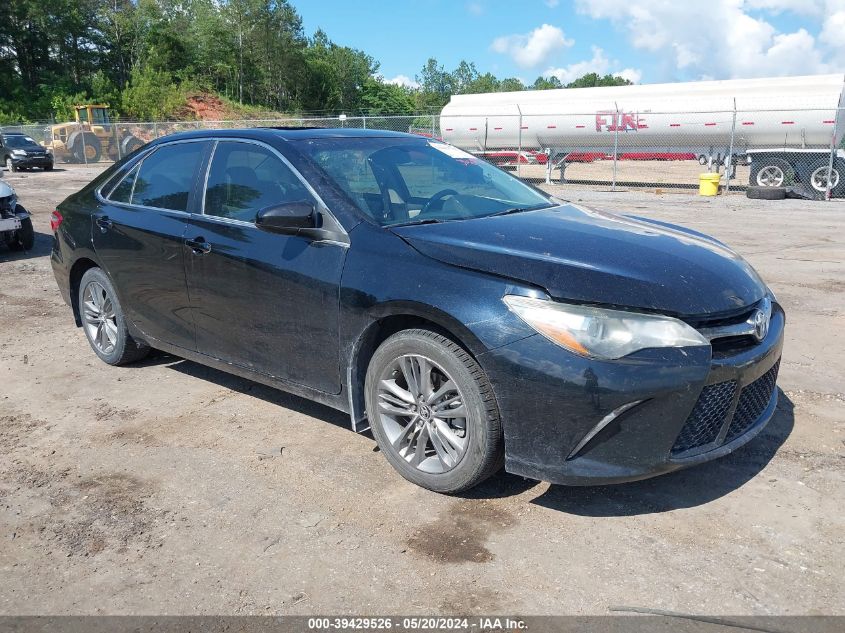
[1,164,843,616]
[515,158,752,189]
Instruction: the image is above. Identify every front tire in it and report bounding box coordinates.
[365,329,503,493]
[6,215,34,251]
[78,268,150,365]
[5,157,16,173]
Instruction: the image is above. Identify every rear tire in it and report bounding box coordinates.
[365,329,503,493]
[78,268,150,365]
[746,186,786,200]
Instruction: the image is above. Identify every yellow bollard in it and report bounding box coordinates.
[699,173,721,196]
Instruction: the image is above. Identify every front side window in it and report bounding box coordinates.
[204,142,313,222]
[91,108,109,125]
[132,142,205,211]
[298,138,552,226]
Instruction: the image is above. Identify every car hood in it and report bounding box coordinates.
[0,180,15,198]
[391,204,766,317]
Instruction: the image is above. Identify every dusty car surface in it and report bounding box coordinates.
[49,128,784,493]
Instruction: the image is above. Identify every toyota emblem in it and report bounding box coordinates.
[752,309,770,341]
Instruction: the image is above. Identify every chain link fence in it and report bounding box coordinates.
[3,107,843,199]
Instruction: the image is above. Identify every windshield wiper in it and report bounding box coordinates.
[487,203,554,217]
[388,218,443,228]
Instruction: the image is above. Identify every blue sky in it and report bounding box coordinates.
[296,0,844,87]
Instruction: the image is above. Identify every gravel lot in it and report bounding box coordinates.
[1,164,843,616]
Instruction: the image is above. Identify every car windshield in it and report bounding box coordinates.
[5,135,39,148]
[296,137,553,227]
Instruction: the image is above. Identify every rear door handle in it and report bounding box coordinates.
[185,237,212,255]
[95,216,113,232]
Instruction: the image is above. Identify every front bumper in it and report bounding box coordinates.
[480,303,785,486]
[10,155,53,168]
[0,217,22,232]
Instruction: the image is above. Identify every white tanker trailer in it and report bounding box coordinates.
[440,74,845,197]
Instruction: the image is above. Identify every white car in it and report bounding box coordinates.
[0,176,34,251]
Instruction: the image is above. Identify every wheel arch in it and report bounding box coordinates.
[68,256,102,327]
[345,302,489,432]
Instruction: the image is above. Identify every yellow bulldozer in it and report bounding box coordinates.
[43,105,145,163]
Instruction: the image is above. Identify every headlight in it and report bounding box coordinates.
[11,149,26,156]
[503,295,709,360]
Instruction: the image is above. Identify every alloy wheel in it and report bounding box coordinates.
[82,281,118,355]
[376,354,469,474]
[810,166,840,192]
[756,165,785,187]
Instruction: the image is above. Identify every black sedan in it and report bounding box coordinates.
[50,128,783,493]
[1,132,53,172]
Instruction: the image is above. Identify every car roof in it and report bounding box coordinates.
[150,127,427,145]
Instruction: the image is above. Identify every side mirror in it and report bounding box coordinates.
[255,201,316,235]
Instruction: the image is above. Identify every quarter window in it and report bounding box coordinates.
[204,142,313,222]
[108,163,140,203]
[132,142,205,211]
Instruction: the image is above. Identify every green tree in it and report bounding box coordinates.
[359,78,415,115]
[565,73,632,88]
[415,58,452,110]
[532,76,563,90]
[122,65,186,120]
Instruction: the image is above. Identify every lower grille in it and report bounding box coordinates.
[671,380,736,454]
[725,361,780,442]
[672,358,780,455]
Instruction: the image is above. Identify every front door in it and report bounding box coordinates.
[183,140,346,394]
[93,140,209,350]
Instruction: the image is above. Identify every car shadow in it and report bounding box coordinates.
[0,230,53,261]
[162,354,353,432]
[134,352,795,509]
[528,389,795,516]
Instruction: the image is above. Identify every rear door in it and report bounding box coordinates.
[183,139,347,393]
[93,140,210,350]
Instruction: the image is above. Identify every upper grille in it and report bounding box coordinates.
[671,380,736,454]
[725,360,780,442]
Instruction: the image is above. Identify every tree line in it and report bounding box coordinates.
[0,0,631,124]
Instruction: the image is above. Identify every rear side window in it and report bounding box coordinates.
[132,142,205,211]
[204,142,313,222]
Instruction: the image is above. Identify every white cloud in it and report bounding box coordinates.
[383,74,419,89]
[820,10,845,45]
[544,47,609,83]
[544,0,560,7]
[491,24,574,68]
[574,0,840,79]
[543,47,642,84]
[617,67,642,84]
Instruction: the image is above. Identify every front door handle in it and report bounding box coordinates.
[95,216,113,233]
[185,237,212,255]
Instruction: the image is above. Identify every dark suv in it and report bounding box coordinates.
[49,128,784,493]
[1,132,53,172]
